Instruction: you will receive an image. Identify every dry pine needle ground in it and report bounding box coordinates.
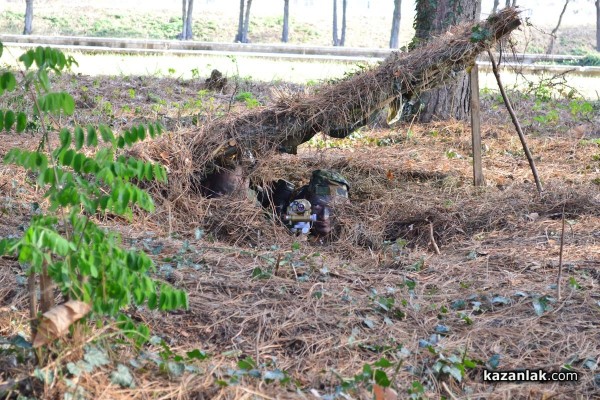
[1,58,600,399]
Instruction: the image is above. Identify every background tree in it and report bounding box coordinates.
[505,0,516,6]
[546,0,570,54]
[23,0,34,35]
[235,0,253,43]
[596,0,599,51]
[492,0,499,13]
[332,0,348,46]
[180,0,194,40]
[282,0,290,43]
[411,0,481,122]
[389,0,402,48]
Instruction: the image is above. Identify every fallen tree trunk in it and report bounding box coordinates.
[190,8,521,175]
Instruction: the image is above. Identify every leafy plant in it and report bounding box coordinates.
[234,91,260,108]
[0,43,187,348]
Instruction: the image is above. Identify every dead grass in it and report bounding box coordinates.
[1,65,600,399]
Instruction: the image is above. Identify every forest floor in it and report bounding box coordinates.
[1,63,600,399]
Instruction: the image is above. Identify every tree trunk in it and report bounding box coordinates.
[181,0,194,40]
[412,0,481,123]
[241,0,253,43]
[546,0,570,54]
[185,0,194,40]
[389,0,402,48]
[282,0,290,42]
[181,0,188,40]
[597,0,600,51]
[333,0,339,46]
[492,0,499,13]
[340,0,347,46]
[23,0,34,35]
[235,0,245,42]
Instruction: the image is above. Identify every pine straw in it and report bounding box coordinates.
[187,8,522,175]
[70,120,599,399]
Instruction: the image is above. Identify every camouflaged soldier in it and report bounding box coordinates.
[293,169,350,236]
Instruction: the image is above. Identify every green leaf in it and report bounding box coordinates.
[442,365,463,382]
[374,369,391,387]
[74,126,84,150]
[86,125,98,147]
[19,50,35,69]
[16,112,27,133]
[99,124,114,143]
[0,72,17,92]
[0,110,4,130]
[4,110,15,131]
[532,297,548,316]
[83,346,110,368]
[373,357,393,368]
[59,128,71,148]
[167,362,185,377]
[110,364,136,388]
[186,349,209,360]
[33,368,54,384]
[264,369,286,382]
[237,357,256,371]
[61,93,75,115]
[38,69,50,92]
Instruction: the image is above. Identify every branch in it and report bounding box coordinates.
[486,49,543,194]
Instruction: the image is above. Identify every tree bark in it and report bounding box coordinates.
[340,0,347,46]
[333,0,339,46]
[181,0,187,40]
[282,0,290,43]
[23,0,34,35]
[390,0,402,48]
[185,0,194,40]
[546,0,570,54]
[412,0,481,123]
[597,0,600,51]
[180,0,194,40]
[235,0,245,42]
[242,0,253,43]
[492,0,499,13]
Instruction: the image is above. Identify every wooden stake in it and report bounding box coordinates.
[557,208,566,300]
[470,64,485,187]
[486,49,543,194]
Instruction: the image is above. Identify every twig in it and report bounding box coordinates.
[428,220,441,255]
[442,382,460,400]
[487,49,543,195]
[557,207,566,300]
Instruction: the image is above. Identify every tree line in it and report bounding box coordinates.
[19,0,600,52]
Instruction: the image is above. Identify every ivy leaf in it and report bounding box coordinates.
[166,362,185,377]
[83,346,110,368]
[187,349,208,360]
[110,364,136,388]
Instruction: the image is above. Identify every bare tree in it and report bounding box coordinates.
[282,0,290,43]
[546,0,570,54]
[596,0,600,51]
[332,0,347,46]
[389,0,402,48]
[235,0,253,43]
[492,0,500,13]
[180,0,194,40]
[23,0,34,35]
[504,0,516,6]
[340,0,347,46]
